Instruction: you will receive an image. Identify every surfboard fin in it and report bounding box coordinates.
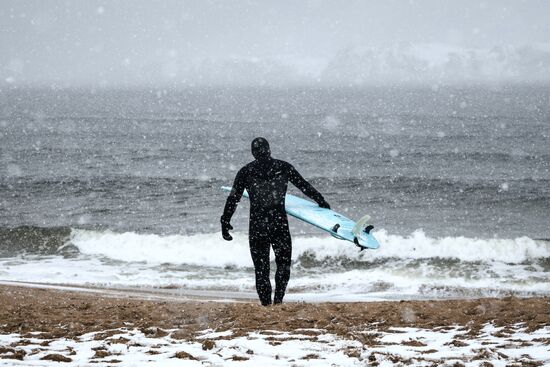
[352,214,372,238]
[364,225,374,234]
[331,224,340,233]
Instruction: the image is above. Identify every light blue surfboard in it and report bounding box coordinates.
[221,186,380,250]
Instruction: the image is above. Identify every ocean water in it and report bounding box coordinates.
[1,86,549,300]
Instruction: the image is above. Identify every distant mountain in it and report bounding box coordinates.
[4,43,550,87]
[320,43,550,84]
[153,43,550,85]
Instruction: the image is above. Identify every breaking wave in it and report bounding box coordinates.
[1,226,548,299]
[0,226,75,257]
[69,229,550,266]
[2,226,547,266]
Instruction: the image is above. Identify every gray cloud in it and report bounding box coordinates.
[1,0,550,86]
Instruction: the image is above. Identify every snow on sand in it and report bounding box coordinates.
[1,324,549,366]
[0,285,548,366]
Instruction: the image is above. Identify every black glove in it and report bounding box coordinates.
[221,217,233,241]
[318,199,331,210]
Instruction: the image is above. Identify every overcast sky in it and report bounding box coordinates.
[2,0,550,86]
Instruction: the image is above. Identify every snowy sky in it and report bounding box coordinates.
[2,0,550,86]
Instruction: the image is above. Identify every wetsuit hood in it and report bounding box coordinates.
[251,137,271,160]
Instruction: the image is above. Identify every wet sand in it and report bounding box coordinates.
[1,284,548,339]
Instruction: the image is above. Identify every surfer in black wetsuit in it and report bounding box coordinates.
[221,137,330,306]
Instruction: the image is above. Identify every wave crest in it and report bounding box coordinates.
[2,226,547,266]
[0,226,76,256]
[70,228,550,267]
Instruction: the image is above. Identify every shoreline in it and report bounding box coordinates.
[0,280,258,303]
[0,283,549,365]
[4,279,543,304]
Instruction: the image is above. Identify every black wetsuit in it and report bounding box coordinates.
[222,156,328,305]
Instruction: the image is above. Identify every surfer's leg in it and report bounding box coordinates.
[272,233,292,304]
[249,238,272,306]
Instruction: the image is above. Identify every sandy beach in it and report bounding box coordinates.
[0,284,548,366]
[3,0,550,365]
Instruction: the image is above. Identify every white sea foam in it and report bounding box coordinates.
[71,230,254,268]
[0,229,547,300]
[71,229,549,267]
[371,230,549,263]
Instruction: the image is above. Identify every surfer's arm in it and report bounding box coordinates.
[221,168,246,223]
[288,164,330,209]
